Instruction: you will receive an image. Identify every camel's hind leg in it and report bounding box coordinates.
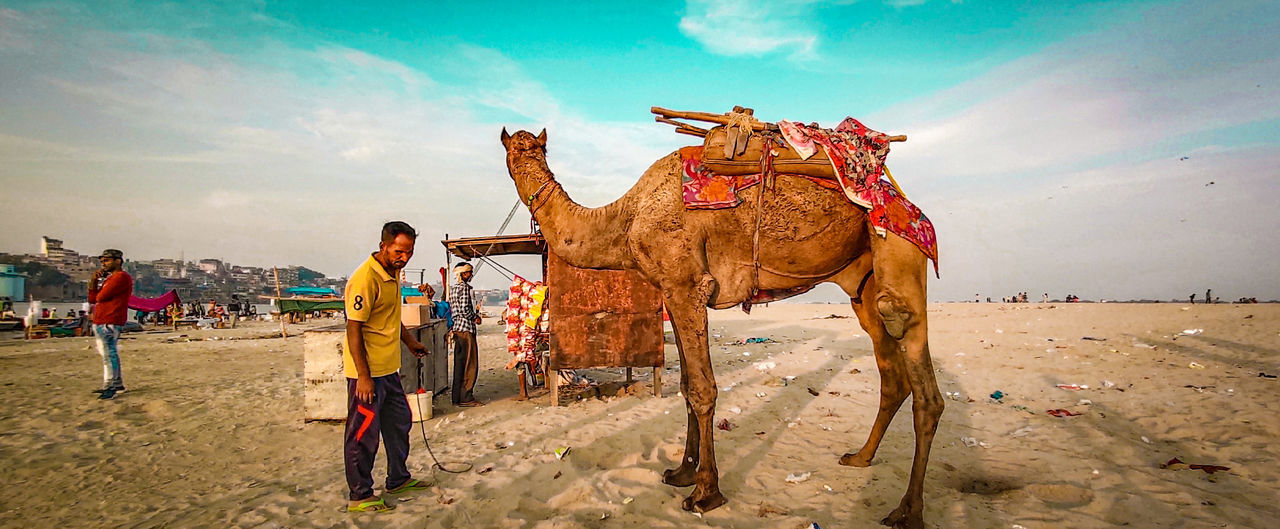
[863,233,943,529]
[832,261,911,468]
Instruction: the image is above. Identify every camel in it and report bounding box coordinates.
[501,127,943,529]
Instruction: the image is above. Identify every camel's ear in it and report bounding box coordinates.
[500,127,511,149]
[536,128,547,148]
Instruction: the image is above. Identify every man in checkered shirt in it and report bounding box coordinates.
[448,262,483,406]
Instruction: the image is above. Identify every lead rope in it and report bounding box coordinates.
[414,358,472,477]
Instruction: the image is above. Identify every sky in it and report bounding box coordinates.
[1,0,1277,302]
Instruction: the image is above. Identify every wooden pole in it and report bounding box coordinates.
[273,267,287,338]
[651,106,907,142]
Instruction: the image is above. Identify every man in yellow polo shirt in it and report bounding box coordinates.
[343,221,431,513]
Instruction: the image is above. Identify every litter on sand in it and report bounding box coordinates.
[1081,336,1107,341]
[753,361,777,372]
[554,447,571,460]
[1160,457,1230,474]
[1056,384,1088,390]
[1179,329,1204,336]
[785,472,812,483]
[1188,362,1206,369]
[1260,372,1277,379]
[990,390,1005,400]
[716,418,736,431]
[1047,409,1082,417]
[728,337,776,345]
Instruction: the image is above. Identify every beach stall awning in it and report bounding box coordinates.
[442,233,546,258]
[285,287,339,297]
[275,298,345,313]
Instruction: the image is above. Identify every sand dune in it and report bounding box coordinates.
[0,302,1276,528]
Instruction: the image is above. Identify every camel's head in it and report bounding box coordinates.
[500,127,547,160]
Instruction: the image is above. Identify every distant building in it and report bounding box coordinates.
[198,259,227,278]
[153,259,184,278]
[0,264,25,300]
[37,235,96,280]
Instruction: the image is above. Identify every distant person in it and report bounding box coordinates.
[41,308,50,319]
[88,249,134,400]
[340,221,431,512]
[1042,293,1049,303]
[449,261,483,407]
[228,297,241,329]
[1205,289,1212,305]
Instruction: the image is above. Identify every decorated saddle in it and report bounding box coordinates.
[675,113,938,276]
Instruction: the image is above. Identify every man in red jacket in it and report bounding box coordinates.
[88,249,133,400]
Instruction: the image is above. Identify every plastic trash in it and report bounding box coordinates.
[1056,384,1088,390]
[1010,426,1034,437]
[1179,329,1203,336]
[1047,409,1082,417]
[753,361,777,372]
[554,447,571,460]
[785,472,812,483]
[990,390,1005,400]
[716,418,736,431]
[1188,362,1206,369]
[1081,336,1106,341]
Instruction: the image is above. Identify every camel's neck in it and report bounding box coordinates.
[509,154,635,270]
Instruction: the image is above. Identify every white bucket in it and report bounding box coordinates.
[407,391,432,422]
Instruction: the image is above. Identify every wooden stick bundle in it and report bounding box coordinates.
[651,106,907,143]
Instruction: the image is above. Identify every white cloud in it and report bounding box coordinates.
[856,1,1280,301]
[679,0,819,60]
[0,7,681,290]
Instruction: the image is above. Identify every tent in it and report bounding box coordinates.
[128,290,181,313]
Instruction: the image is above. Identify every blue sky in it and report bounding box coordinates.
[1,0,1277,301]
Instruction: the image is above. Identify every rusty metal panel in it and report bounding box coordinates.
[547,252,664,370]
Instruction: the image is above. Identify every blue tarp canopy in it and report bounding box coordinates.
[285,287,339,297]
[401,286,423,297]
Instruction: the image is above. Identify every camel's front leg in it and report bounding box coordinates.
[662,318,699,487]
[663,277,726,513]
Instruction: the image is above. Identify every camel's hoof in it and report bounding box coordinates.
[681,491,727,513]
[662,466,696,487]
[880,507,924,529]
[839,452,873,467]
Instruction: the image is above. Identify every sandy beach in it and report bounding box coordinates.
[0,302,1276,528]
